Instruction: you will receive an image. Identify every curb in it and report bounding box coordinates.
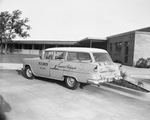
[100,82,150,101]
[130,75,150,79]
[0,63,23,70]
[125,76,150,92]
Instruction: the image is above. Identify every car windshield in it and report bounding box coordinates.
[93,53,112,62]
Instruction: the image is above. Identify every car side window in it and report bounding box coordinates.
[54,51,66,60]
[67,52,79,61]
[44,51,54,60]
[67,52,91,62]
[77,52,92,62]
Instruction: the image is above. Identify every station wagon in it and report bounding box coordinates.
[22,47,122,90]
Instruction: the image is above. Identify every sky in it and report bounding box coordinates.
[0,0,150,41]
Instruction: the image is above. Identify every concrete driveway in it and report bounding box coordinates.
[0,69,150,120]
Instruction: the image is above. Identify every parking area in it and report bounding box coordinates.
[0,69,150,120]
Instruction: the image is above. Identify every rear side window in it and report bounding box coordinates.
[93,53,112,62]
[67,52,92,62]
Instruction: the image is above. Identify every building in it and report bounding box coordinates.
[77,37,107,50]
[0,38,107,55]
[1,40,77,55]
[1,27,150,66]
[107,27,150,66]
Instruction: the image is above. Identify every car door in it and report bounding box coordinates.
[49,51,66,80]
[36,51,54,77]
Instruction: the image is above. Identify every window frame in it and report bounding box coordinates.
[115,42,122,52]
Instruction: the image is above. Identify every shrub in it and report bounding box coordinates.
[135,58,150,68]
[147,58,150,68]
[120,70,128,80]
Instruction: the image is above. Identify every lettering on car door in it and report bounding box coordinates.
[37,51,54,77]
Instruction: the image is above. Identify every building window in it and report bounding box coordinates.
[34,44,40,50]
[15,44,22,49]
[110,43,112,51]
[124,42,129,55]
[24,44,32,49]
[115,42,122,52]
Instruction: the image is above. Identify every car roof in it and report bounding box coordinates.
[45,47,107,53]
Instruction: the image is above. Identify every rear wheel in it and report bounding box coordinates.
[65,77,79,90]
[25,66,34,79]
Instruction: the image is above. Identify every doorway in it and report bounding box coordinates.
[124,42,129,63]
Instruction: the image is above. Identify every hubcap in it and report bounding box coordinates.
[67,77,75,87]
[26,68,32,77]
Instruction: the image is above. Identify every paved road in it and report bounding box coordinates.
[0,70,150,120]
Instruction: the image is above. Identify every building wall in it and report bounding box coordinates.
[137,27,150,32]
[13,49,40,55]
[107,33,135,66]
[134,31,150,65]
[11,44,42,55]
[77,39,107,50]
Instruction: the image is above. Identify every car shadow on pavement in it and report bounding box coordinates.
[35,77,89,89]
[16,70,89,90]
[16,70,26,78]
[36,76,67,88]
[16,70,70,89]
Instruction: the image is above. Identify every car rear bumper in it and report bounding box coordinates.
[87,76,122,85]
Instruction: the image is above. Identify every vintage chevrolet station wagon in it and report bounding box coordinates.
[22,47,122,90]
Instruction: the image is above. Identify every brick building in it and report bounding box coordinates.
[107,27,150,66]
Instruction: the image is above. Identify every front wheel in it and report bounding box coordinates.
[25,66,34,79]
[65,77,79,90]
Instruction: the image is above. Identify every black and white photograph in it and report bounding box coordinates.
[0,0,150,120]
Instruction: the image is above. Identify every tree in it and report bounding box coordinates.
[0,9,31,54]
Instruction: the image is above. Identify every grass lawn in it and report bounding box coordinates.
[0,54,39,63]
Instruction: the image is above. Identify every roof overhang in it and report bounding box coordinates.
[78,37,107,43]
[11,40,77,45]
[107,26,150,38]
